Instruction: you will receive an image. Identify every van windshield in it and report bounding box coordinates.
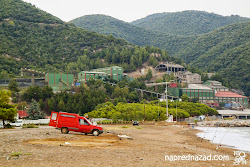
[79,119,91,125]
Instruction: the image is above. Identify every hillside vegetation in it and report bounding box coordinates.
[70,12,250,96]
[87,101,218,121]
[1,0,250,96]
[69,14,196,55]
[175,22,250,95]
[131,10,250,35]
[0,0,176,77]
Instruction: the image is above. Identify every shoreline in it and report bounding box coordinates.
[195,126,250,154]
[197,120,250,127]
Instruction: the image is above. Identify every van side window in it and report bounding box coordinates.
[79,119,89,125]
[61,114,76,118]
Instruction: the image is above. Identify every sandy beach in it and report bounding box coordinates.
[0,124,249,167]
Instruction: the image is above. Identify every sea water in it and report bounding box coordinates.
[195,127,250,153]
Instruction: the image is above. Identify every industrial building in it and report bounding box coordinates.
[90,66,123,82]
[78,71,107,83]
[43,66,124,91]
[218,110,250,119]
[155,62,201,84]
[203,80,229,91]
[155,62,185,73]
[178,71,202,84]
[0,78,45,87]
[168,84,215,102]
[215,91,248,107]
[45,73,74,91]
[168,82,248,107]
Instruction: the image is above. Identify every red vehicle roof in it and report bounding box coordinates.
[18,110,29,118]
[215,91,247,98]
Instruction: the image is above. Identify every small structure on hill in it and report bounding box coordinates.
[155,62,185,73]
[155,62,201,84]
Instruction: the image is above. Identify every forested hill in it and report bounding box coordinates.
[0,0,175,77]
[69,14,196,55]
[131,10,250,35]
[175,22,250,95]
[0,0,63,24]
[70,12,250,96]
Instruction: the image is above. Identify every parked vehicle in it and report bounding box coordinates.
[49,111,103,136]
[133,121,139,126]
[197,115,206,121]
[10,120,23,127]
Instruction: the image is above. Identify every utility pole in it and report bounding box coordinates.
[176,100,177,122]
[158,99,160,121]
[165,82,168,117]
[144,102,145,120]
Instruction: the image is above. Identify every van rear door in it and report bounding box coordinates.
[49,111,58,127]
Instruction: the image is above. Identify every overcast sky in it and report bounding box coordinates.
[22,0,250,22]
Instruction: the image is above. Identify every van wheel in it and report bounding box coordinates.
[92,130,99,136]
[61,127,69,134]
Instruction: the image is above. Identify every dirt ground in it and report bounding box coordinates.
[0,124,249,167]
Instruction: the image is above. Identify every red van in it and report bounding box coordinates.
[49,111,103,136]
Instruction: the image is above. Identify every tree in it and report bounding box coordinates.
[146,68,153,81]
[8,79,20,93]
[0,90,17,126]
[58,98,65,111]
[181,94,189,102]
[201,72,209,82]
[27,99,45,120]
[0,70,10,79]
[170,71,175,80]
[16,101,27,110]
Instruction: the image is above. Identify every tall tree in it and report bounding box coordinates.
[27,99,44,120]
[0,90,17,126]
[146,68,153,81]
[8,79,20,93]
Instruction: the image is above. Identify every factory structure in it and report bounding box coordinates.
[168,81,248,107]
[153,62,248,107]
[45,66,124,91]
[45,73,74,92]
[78,66,123,83]
[155,62,202,84]
[2,63,248,107]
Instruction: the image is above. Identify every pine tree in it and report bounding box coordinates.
[0,90,17,126]
[27,99,44,120]
[58,98,65,112]
[8,79,20,93]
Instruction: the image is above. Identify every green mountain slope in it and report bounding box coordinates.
[0,0,178,76]
[69,14,197,55]
[131,10,250,35]
[0,0,63,24]
[70,13,250,95]
[175,22,250,95]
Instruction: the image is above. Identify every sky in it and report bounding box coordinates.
[22,0,250,22]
